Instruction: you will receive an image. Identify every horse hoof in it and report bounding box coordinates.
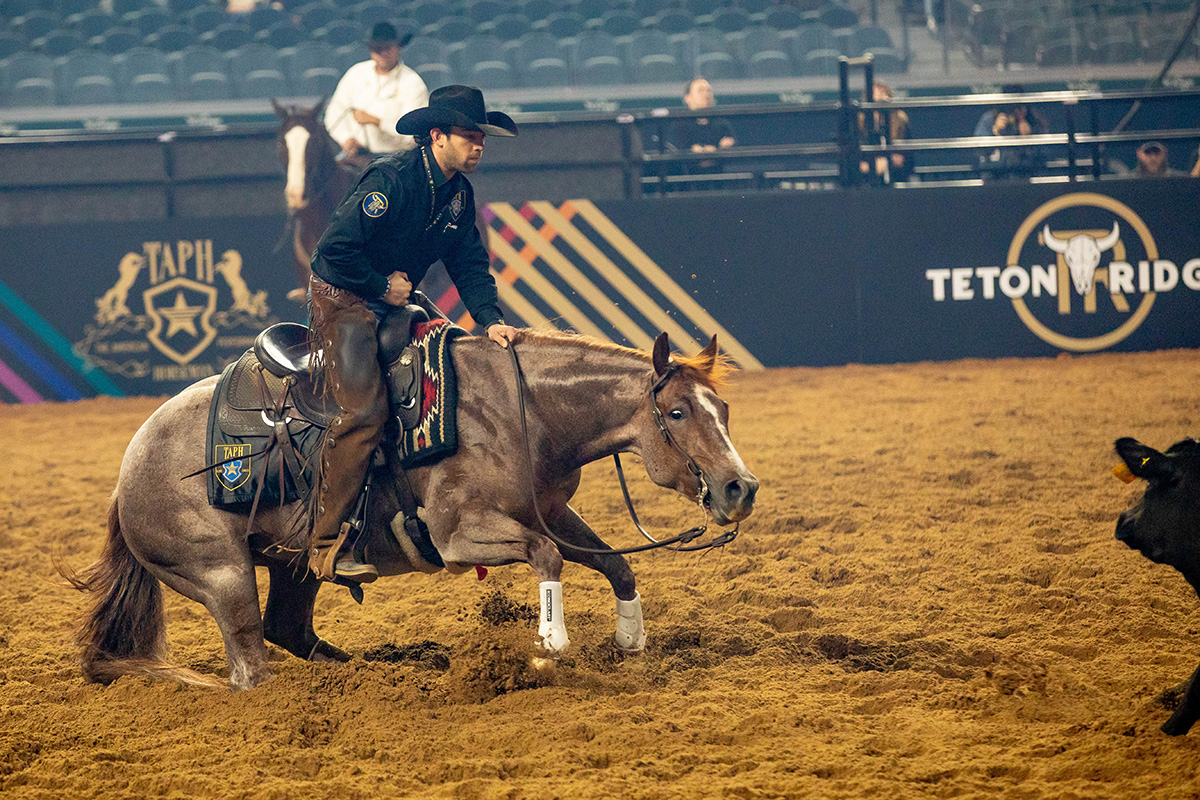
[308,639,352,662]
[613,633,646,655]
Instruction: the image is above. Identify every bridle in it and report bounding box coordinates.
[508,344,738,556]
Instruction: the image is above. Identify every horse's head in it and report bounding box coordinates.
[638,333,758,525]
[272,97,329,210]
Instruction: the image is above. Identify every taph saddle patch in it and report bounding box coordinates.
[449,191,465,220]
[215,444,251,491]
[363,191,388,218]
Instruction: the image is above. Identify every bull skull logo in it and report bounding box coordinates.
[1042,221,1120,297]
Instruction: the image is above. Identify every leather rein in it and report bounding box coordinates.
[508,344,737,556]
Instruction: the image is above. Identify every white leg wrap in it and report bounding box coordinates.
[537,581,570,654]
[614,592,647,653]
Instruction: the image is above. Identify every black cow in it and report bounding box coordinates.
[1114,436,1200,735]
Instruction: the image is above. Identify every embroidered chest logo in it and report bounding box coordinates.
[449,191,465,220]
[363,192,388,218]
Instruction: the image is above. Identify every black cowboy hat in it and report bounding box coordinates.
[395,85,518,138]
[367,21,413,50]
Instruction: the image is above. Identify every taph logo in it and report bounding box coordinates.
[926,193,1200,352]
[76,240,276,383]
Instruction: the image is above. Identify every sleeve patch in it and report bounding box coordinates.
[363,192,388,217]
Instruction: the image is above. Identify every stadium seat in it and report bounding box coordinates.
[111,0,153,15]
[740,25,793,77]
[534,11,586,38]
[631,52,686,83]
[258,22,307,49]
[683,27,741,76]
[710,6,752,33]
[354,1,396,28]
[0,31,23,60]
[849,25,895,56]
[297,2,340,32]
[14,11,61,43]
[58,49,118,105]
[229,42,289,98]
[116,45,173,102]
[0,0,40,18]
[599,9,642,36]
[281,40,339,96]
[317,19,366,47]
[145,24,197,52]
[6,51,56,106]
[58,0,98,20]
[576,0,612,23]
[453,33,514,89]
[737,0,774,13]
[511,30,569,86]
[403,35,454,86]
[819,3,859,29]
[574,28,626,85]
[687,0,726,16]
[167,0,211,16]
[244,5,286,31]
[1092,24,1141,63]
[202,22,254,52]
[1000,18,1039,65]
[789,22,837,62]
[410,0,453,27]
[426,16,474,42]
[803,47,841,74]
[34,28,84,57]
[466,0,506,26]
[95,27,141,55]
[66,10,118,40]
[170,43,232,100]
[184,6,227,35]
[763,5,806,31]
[335,42,362,71]
[650,8,695,35]
[480,12,532,41]
[521,0,558,23]
[125,7,172,38]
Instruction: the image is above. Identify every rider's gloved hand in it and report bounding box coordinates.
[486,323,517,348]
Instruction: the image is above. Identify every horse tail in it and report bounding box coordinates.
[61,496,223,690]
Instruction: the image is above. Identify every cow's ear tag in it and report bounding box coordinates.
[1112,463,1137,483]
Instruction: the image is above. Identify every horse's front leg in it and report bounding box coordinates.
[261,561,351,663]
[435,510,570,655]
[550,506,646,654]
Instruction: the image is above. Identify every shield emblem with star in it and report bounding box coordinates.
[143,277,218,365]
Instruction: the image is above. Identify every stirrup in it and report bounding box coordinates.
[335,557,379,583]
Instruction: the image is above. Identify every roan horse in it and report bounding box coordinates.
[67,331,758,690]
[271,99,359,302]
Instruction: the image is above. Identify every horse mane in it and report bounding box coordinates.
[513,328,735,390]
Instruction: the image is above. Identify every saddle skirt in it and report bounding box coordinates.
[203,315,468,508]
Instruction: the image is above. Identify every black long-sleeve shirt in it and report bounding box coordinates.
[310,146,504,329]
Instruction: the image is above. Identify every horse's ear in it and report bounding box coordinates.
[697,335,719,372]
[270,97,286,117]
[652,332,671,376]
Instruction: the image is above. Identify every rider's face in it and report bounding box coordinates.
[370,44,400,73]
[432,127,486,175]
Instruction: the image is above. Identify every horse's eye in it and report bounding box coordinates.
[669,409,685,421]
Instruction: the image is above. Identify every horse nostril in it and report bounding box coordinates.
[724,477,758,507]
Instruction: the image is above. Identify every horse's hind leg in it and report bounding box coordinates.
[262,561,351,663]
[550,506,646,653]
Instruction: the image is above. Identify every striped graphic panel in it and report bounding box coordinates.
[478,200,763,370]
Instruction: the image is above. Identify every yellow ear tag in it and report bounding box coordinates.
[1112,463,1136,484]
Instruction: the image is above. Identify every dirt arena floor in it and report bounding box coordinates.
[4,347,1200,799]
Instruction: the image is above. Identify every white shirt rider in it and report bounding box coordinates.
[324,25,429,157]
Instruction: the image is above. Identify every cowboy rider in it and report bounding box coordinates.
[306,85,519,582]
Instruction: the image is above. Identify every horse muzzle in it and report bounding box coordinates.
[704,472,758,525]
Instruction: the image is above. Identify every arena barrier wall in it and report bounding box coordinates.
[1,179,1198,402]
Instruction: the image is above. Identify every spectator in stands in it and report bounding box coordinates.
[1191,144,1200,177]
[325,22,428,162]
[859,80,912,185]
[973,84,1049,180]
[668,77,736,175]
[1132,141,1186,177]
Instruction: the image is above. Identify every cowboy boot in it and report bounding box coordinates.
[308,281,388,581]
